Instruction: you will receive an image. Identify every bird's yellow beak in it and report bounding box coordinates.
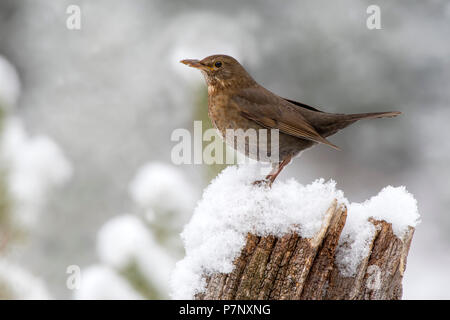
[180,59,212,71]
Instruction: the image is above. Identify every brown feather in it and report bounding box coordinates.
[232,88,340,150]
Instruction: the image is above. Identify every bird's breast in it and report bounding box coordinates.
[208,94,257,134]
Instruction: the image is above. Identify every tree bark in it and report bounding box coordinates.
[195,199,415,300]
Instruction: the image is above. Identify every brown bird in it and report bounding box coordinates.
[181,54,400,186]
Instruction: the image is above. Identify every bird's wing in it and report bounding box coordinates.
[231,87,340,150]
[282,98,324,113]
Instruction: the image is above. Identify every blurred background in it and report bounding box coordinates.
[0,0,449,299]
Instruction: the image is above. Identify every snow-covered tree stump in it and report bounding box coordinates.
[170,166,419,300]
[195,200,415,300]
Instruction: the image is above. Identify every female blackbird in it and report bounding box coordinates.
[181,55,400,186]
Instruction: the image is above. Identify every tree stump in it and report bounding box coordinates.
[195,200,415,300]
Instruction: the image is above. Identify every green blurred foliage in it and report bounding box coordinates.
[191,85,231,183]
[144,216,183,258]
[0,105,15,299]
[0,107,12,251]
[120,260,162,299]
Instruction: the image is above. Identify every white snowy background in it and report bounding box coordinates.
[0,0,449,299]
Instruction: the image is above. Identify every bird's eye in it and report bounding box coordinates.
[214,61,222,68]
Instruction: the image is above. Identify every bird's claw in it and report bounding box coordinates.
[252,178,273,188]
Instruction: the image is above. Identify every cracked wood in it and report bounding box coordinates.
[196,200,415,300]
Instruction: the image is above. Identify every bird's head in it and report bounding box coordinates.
[180,54,255,89]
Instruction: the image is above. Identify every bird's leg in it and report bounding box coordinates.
[265,156,292,185]
[253,155,292,187]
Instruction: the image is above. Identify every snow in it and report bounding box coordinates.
[84,163,196,299]
[129,162,196,228]
[0,118,73,228]
[97,214,175,295]
[336,186,420,277]
[170,164,420,299]
[170,164,346,299]
[0,261,51,299]
[73,265,143,300]
[0,55,21,110]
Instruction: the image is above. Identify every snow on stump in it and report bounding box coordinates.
[170,165,420,300]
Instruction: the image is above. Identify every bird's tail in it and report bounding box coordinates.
[342,111,401,121]
[316,111,402,139]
